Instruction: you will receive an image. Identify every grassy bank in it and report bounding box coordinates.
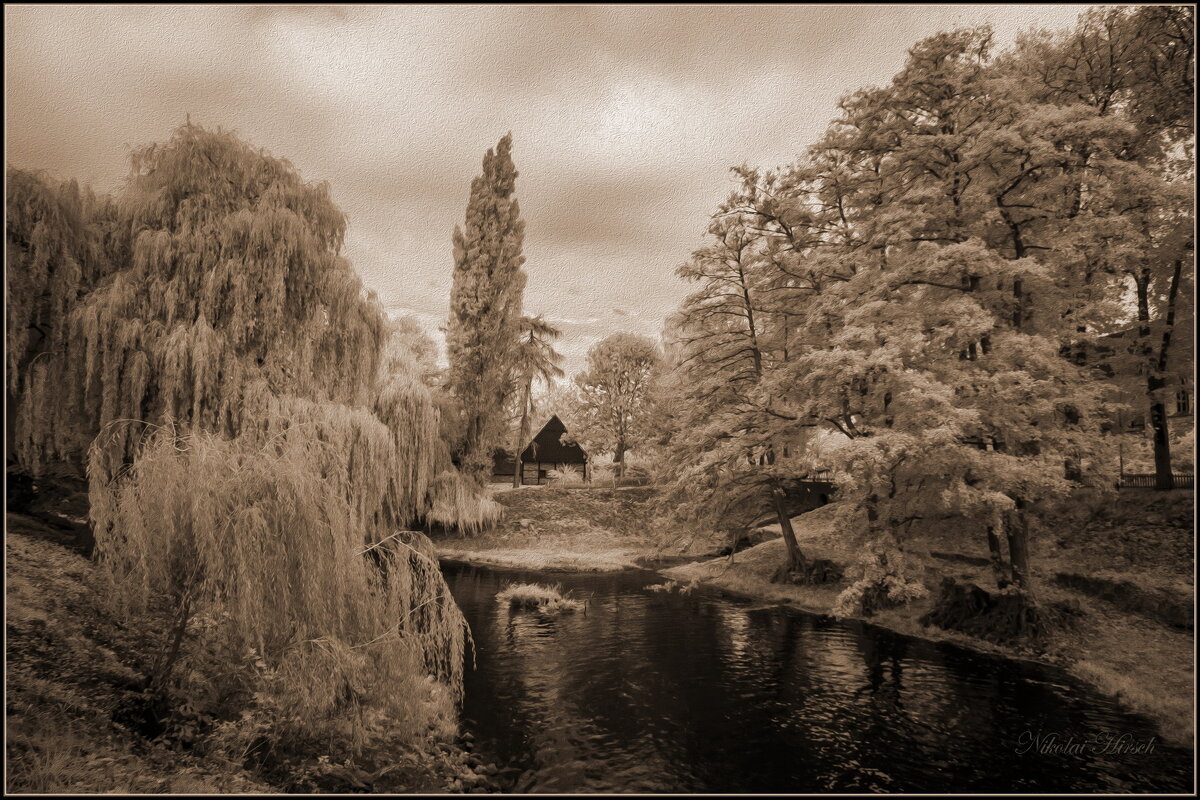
[6,518,269,793]
[663,496,1194,749]
[434,484,725,571]
[5,512,498,794]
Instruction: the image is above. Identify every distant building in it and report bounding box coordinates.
[491,415,589,485]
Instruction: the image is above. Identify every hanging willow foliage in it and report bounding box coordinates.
[6,168,119,472]
[7,123,489,753]
[6,123,492,532]
[81,124,384,457]
[89,427,466,754]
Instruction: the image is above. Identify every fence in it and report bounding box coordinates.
[1118,472,1194,489]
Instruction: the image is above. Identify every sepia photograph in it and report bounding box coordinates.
[3,3,1195,795]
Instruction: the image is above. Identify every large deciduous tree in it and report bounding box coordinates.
[661,213,825,580]
[570,333,662,477]
[445,134,528,485]
[660,12,1193,621]
[1004,5,1195,489]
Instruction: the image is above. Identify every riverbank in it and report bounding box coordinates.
[5,511,495,794]
[441,558,1194,793]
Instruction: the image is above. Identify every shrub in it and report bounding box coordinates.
[832,538,928,617]
[427,470,503,534]
[920,578,1081,645]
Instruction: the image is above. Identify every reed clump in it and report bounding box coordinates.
[547,465,585,487]
[495,582,583,614]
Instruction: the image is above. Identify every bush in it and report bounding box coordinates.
[920,578,1081,645]
[428,470,502,534]
[831,539,927,616]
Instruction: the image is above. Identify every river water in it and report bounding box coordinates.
[441,562,1193,794]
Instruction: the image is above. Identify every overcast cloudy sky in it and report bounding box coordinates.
[5,4,1086,377]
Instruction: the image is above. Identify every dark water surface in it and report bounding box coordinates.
[441,562,1193,793]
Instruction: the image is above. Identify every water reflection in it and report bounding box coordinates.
[444,563,1192,793]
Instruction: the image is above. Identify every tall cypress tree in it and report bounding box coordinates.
[446,134,527,483]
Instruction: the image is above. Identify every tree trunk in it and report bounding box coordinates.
[986,523,1011,589]
[614,440,626,479]
[773,484,807,574]
[5,383,18,470]
[1004,499,1032,590]
[512,379,532,488]
[512,403,524,486]
[462,413,485,484]
[1150,258,1183,490]
[151,591,194,691]
[1149,392,1174,489]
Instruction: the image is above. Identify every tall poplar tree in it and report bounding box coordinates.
[446,134,528,484]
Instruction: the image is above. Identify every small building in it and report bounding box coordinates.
[491,415,589,485]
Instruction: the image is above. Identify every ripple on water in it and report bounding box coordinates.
[446,563,1194,794]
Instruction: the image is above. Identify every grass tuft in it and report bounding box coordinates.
[495,582,583,614]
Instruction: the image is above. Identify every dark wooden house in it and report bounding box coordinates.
[491,415,589,485]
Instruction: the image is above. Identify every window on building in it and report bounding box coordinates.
[1176,390,1191,416]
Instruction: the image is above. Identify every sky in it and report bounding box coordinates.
[5,4,1088,377]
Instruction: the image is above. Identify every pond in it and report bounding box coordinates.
[441,562,1193,794]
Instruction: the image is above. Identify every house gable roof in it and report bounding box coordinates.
[522,415,587,463]
[494,414,588,465]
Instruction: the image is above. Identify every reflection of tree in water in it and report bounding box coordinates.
[490,585,590,790]
[451,567,542,773]
[557,587,723,790]
[900,640,1005,758]
[487,572,694,791]
[855,624,908,706]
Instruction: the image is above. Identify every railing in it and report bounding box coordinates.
[794,470,1192,489]
[1119,473,1194,489]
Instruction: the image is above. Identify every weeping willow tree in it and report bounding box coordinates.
[6,168,120,473]
[7,123,477,757]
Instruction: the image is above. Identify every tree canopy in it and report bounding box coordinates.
[568,333,663,476]
[658,7,1194,608]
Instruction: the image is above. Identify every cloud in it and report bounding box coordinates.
[5,5,1084,378]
